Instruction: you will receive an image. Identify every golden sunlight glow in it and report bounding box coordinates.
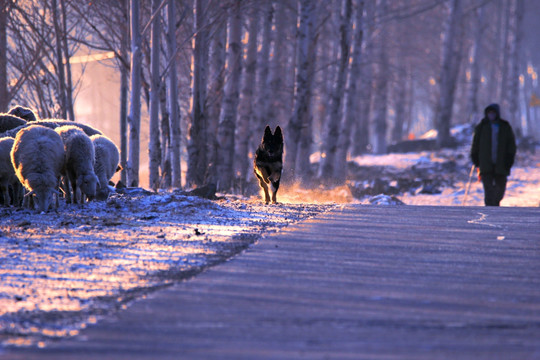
[429,77,436,86]
[263,182,353,205]
[69,51,115,64]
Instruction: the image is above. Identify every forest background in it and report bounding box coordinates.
[1,0,538,192]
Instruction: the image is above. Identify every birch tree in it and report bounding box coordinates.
[148,0,161,191]
[253,0,273,149]
[119,0,129,185]
[60,0,75,120]
[128,0,142,187]
[51,0,71,119]
[217,0,242,191]
[435,0,462,148]
[319,0,352,180]
[267,0,289,130]
[236,7,259,192]
[206,16,227,185]
[168,0,181,188]
[466,5,485,123]
[391,67,407,142]
[334,0,364,183]
[372,0,389,154]
[351,0,374,156]
[187,0,209,187]
[0,0,9,112]
[295,25,319,181]
[507,0,524,129]
[497,0,511,104]
[285,0,316,182]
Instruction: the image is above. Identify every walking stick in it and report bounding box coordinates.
[462,164,476,206]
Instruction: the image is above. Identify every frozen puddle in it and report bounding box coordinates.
[0,191,334,347]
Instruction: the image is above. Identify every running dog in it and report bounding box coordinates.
[254,125,283,204]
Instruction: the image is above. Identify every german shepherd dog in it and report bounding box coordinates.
[254,126,283,204]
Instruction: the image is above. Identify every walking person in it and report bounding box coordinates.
[470,103,517,206]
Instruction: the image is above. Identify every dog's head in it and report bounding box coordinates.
[261,126,283,157]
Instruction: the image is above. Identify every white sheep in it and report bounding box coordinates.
[40,119,102,136]
[90,134,121,200]
[0,119,102,139]
[8,105,38,122]
[11,125,65,212]
[55,125,99,204]
[0,137,22,206]
[0,114,26,133]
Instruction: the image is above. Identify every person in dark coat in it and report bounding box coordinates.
[470,103,517,206]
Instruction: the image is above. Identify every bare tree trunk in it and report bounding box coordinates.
[372,0,389,154]
[334,0,364,182]
[497,0,511,103]
[60,0,75,121]
[507,0,524,130]
[253,0,273,150]
[236,9,259,192]
[52,0,67,119]
[351,1,374,156]
[160,84,171,188]
[466,5,485,123]
[148,0,162,191]
[217,0,242,192]
[267,0,287,129]
[404,65,414,137]
[119,0,129,185]
[206,18,227,185]
[295,5,320,182]
[187,0,209,187]
[392,68,407,143]
[168,0,181,188]
[435,0,461,148]
[319,0,353,182]
[127,0,142,187]
[285,0,315,182]
[0,0,8,112]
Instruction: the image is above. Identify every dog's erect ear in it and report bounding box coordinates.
[263,125,272,141]
[274,126,283,142]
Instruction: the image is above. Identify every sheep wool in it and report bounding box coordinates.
[11,125,65,212]
[90,134,121,199]
[55,125,99,203]
[0,137,20,206]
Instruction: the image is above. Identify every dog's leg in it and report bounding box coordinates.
[260,179,270,204]
[255,169,271,204]
[271,179,280,204]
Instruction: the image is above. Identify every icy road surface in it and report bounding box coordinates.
[0,191,335,347]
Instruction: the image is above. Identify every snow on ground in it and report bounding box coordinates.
[351,146,540,207]
[0,192,336,347]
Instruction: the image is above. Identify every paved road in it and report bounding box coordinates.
[3,205,540,359]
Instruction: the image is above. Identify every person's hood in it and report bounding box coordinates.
[484,103,500,118]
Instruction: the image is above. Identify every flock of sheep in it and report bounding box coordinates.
[0,106,121,213]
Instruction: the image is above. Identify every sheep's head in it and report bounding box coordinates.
[95,186,110,201]
[77,173,99,199]
[26,187,56,213]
